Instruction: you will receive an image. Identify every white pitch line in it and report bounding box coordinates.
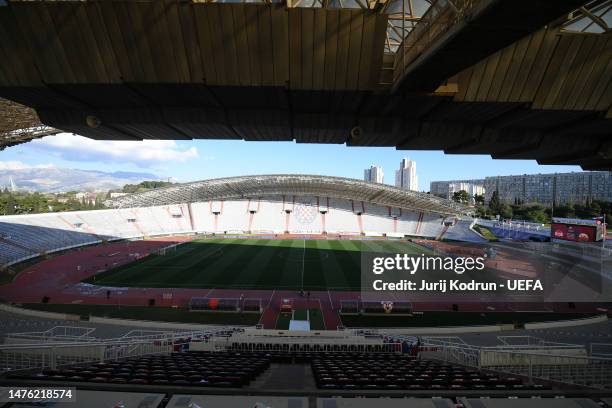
[315,298,326,330]
[300,239,306,290]
[264,289,276,309]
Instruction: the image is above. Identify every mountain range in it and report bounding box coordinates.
[0,166,160,192]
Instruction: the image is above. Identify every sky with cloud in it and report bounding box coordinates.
[0,132,582,191]
[28,134,200,167]
[0,161,55,171]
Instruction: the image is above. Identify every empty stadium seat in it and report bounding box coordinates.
[310,355,547,391]
[17,351,270,388]
[7,349,554,393]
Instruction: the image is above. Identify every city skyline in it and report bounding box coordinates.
[430,179,485,204]
[430,172,612,205]
[0,133,587,193]
[364,165,384,184]
[394,158,418,191]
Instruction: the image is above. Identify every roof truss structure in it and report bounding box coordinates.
[105,174,469,215]
[0,98,59,150]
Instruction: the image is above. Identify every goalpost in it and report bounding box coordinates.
[157,243,181,256]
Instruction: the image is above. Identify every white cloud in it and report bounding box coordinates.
[25,178,61,186]
[0,161,55,171]
[30,133,199,167]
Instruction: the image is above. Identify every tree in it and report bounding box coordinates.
[489,190,501,214]
[452,190,470,204]
[475,205,488,218]
[474,194,485,206]
[500,204,514,220]
[122,180,173,193]
[555,203,575,218]
[5,194,17,215]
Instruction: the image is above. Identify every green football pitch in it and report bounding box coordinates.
[85,238,426,291]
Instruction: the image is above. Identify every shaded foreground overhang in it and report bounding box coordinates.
[105,174,469,216]
[0,0,609,170]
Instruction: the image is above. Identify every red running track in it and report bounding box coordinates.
[0,237,603,329]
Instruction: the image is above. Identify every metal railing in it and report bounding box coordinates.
[0,340,172,372]
[394,0,481,82]
[0,327,245,372]
[475,219,549,234]
[421,338,612,389]
[590,343,612,358]
[4,326,98,344]
[496,336,586,349]
[484,352,612,390]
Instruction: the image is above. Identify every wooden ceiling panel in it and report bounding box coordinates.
[194,5,220,85]
[270,5,289,86]
[11,3,70,83]
[5,2,386,91]
[124,1,158,82]
[288,7,302,89]
[312,10,327,91]
[142,0,181,83]
[565,36,608,111]
[358,13,376,90]
[244,5,262,86]
[505,29,544,102]
[46,3,95,83]
[94,2,138,81]
[533,35,583,109]
[232,5,251,86]
[82,3,121,83]
[323,10,339,91]
[164,0,192,83]
[496,32,531,103]
[256,7,274,87]
[300,8,315,89]
[455,26,611,117]
[550,36,594,110]
[587,54,612,111]
[346,10,364,90]
[176,2,204,83]
[334,10,351,91]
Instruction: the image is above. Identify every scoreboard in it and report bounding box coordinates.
[551,217,606,243]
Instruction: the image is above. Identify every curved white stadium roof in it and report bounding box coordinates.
[105,174,469,215]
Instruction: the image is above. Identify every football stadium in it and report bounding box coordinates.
[0,174,610,405]
[0,0,611,407]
